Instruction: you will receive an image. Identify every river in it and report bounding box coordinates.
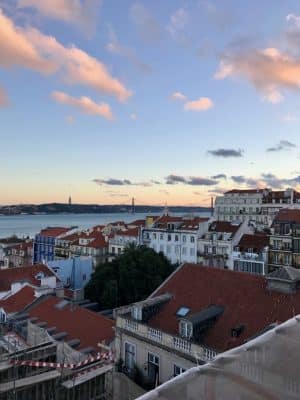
[0,211,211,238]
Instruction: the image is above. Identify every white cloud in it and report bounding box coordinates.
[184,97,214,111]
[167,8,188,38]
[170,91,187,101]
[286,13,300,27]
[52,91,113,120]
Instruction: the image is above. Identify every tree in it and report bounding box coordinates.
[85,244,175,309]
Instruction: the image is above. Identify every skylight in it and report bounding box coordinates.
[176,307,190,317]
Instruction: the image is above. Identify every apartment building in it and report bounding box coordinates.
[141,214,210,264]
[197,220,251,269]
[2,239,33,268]
[214,188,300,228]
[233,233,269,275]
[269,209,300,272]
[108,227,140,260]
[33,227,75,263]
[115,263,300,389]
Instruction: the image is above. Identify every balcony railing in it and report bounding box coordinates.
[118,316,217,363]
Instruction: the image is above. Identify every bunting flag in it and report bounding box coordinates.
[10,350,114,369]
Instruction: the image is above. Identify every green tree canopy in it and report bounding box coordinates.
[85,244,175,309]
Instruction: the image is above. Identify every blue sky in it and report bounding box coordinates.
[1,0,300,206]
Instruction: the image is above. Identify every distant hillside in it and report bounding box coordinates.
[0,203,211,216]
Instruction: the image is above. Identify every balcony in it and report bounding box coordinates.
[117,315,217,363]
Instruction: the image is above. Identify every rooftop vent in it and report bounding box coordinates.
[231,324,245,338]
[176,307,190,318]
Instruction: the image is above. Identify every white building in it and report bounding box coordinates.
[198,220,251,269]
[108,227,141,260]
[142,215,210,264]
[214,188,300,228]
[233,233,269,275]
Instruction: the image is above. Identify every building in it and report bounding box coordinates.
[115,263,300,389]
[47,257,93,291]
[233,233,269,275]
[0,285,36,322]
[0,294,115,399]
[269,208,300,271]
[0,264,59,300]
[70,232,108,268]
[197,220,251,269]
[3,239,33,268]
[33,227,75,264]
[214,188,300,228]
[0,236,26,268]
[136,315,300,400]
[109,227,141,259]
[142,214,210,264]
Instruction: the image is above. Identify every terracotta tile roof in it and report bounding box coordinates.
[237,233,269,252]
[273,209,300,224]
[58,232,81,242]
[0,286,36,313]
[149,264,300,352]
[115,227,140,237]
[0,264,58,292]
[128,219,146,227]
[8,241,33,253]
[88,234,108,249]
[209,221,240,234]
[39,227,72,237]
[28,296,115,349]
[179,217,209,230]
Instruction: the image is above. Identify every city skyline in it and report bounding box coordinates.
[1,0,300,206]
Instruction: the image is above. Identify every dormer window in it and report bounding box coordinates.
[132,306,142,321]
[179,320,192,338]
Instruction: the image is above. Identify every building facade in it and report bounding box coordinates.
[141,215,210,264]
[269,209,300,272]
[214,188,300,228]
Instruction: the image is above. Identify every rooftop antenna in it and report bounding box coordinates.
[211,197,214,217]
[131,197,135,214]
[163,202,169,216]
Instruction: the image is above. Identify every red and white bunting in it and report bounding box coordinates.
[10,351,114,370]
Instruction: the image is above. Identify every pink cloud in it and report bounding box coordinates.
[0,10,131,101]
[184,97,214,111]
[0,9,55,74]
[0,87,8,107]
[215,47,300,103]
[17,0,101,33]
[52,91,113,120]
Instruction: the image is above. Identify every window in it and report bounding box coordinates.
[175,235,179,242]
[182,235,186,242]
[132,306,142,320]
[204,245,209,254]
[168,234,172,242]
[148,353,159,384]
[153,233,157,239]
[179,321,192,338]
[174,365,186,377]
[160,233,164,240]
[82,273,86,281]
[176,307,190,317]
[190,236,195,243]
[182,247,186,255]
[190,248,195,256]
[125,342,136,371]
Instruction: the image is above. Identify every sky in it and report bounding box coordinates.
[1,0,300,206]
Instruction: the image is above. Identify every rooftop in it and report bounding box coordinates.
[27,296,115,350]
[38,227,73,238]
[0,264,58,292]
[148,263,300,352]
[273,208,300,224]
[236,233,269,252]
[209,221,240,234]
[0,286,36,314]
